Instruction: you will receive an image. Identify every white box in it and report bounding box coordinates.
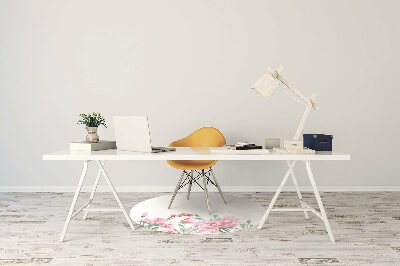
[284,140,304,150]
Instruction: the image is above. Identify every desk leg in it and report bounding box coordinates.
[60,160,88,242]
[305,161,335,242]
[95,161,135,231]
[83,161,105,220]
[287,161,309,220]
[257,161,296,229]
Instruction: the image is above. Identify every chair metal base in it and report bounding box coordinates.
[168,168,227,214]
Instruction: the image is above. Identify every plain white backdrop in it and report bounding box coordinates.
[0,0,399,190]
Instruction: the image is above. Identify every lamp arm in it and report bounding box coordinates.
[268,68,318,141]
[293,93,316,141]
[276,76,310,105]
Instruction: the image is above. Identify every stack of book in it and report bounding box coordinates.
[210,146,269,154]
[70,140,117,151]
[235,142,263,150]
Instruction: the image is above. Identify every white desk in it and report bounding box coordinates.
[43,148,350,242]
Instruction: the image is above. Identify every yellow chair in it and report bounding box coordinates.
[167,127,227,214]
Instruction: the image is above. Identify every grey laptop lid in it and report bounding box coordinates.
[113,116,152,152]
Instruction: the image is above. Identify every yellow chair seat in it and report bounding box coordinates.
[167,160,217,171]
[167,127,226,170]
[167,127,227,213]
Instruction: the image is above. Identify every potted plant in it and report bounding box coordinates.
[77,112,107,143]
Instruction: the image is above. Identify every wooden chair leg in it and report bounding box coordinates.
[168,171,185,209]
[187,170,193,200]
[202,170,212,214]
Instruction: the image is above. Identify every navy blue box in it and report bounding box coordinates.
[303,134,333,151]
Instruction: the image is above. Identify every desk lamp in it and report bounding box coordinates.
[251,66,317,153]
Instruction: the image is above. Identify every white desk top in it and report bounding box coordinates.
[43,148,350,161]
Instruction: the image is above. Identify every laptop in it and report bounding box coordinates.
[113,116,175,153]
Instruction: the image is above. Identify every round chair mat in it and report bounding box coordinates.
[130,193,264,234]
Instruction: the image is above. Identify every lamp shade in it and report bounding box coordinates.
[251,66,313,107]
[250,66,283,99]
[250,66,317,141]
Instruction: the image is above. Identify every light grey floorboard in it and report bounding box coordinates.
[0,192,399,265]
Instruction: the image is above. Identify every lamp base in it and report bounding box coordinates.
[272,147,315,154]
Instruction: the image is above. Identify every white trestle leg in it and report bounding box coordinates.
[287,161,309,220]
[60,161,88,242]
[305,161,335,242]
[83,161,105,220]
[95,161,135,231]
[257,160,335,242]
[60,160,135,242]
[257,161,296,229]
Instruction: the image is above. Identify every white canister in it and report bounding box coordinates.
[265,138,280,149]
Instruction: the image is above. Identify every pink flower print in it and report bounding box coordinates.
[182,218,193,224]
[143,217,167,225]
[178,213,193,217]
[141,213,244,235]
[162,223,175,229]
[152,217,167,225]
[157,221,178,233]
[219,217,238,228]
[195,217,238,234]
[159,227,177,233]
[196,220,220,234]
[159,223,176,232]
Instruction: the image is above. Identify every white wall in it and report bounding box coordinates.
[1,0,399,190]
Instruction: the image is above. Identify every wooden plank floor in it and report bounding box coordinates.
[0,192,399,265]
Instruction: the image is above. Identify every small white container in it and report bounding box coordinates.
[265,138,281,149]
[284,140,304,150]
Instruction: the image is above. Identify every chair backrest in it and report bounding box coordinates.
[169,127,226,148]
